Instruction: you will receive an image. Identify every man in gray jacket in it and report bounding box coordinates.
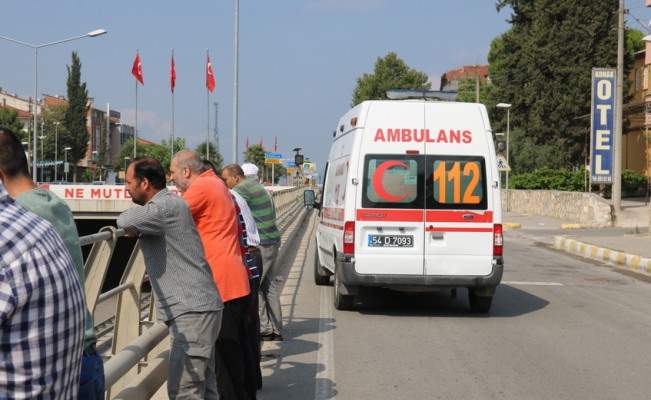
[117,156,223,400]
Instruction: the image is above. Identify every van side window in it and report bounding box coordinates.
[362,155,425,209]
[426,156,487,210]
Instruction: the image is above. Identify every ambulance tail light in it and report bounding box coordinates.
[343,221,355,254]
[493,224,503,256]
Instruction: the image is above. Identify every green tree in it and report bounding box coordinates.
[351,52,431,107]
[488,0,634,170]
[112,137,187,176]
[65,51,90,182]
[195,141,224,174]
[243,144,266,171]
[0,107,26,141]
[455,76,494,104]
[627,28,645,53]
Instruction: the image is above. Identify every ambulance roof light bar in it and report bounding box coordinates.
[386,89,458,101]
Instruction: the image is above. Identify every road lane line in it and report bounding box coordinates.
[315,286,336,399]
[502,281,564,286]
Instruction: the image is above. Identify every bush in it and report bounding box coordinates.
[508,167,648,196]
[508,167,585,191]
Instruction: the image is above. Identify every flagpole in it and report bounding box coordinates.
[171,48,175,161]
[233,0,239,164]
[134,54,138,158]
[206,48,210,160]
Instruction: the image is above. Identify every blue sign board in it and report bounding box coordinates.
[265,153,282,159]
[286,161,296,167]
[590,68,615,185]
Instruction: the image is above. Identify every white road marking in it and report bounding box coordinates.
[315,286,336,399]
[502,281,564,286]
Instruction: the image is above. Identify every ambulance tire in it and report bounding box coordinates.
[468,288,492,313]
[314,246,330,286]
[334,264,354,310]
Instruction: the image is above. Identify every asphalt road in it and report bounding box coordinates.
[258,213,651,400]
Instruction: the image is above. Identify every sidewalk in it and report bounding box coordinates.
[503,197,651,276]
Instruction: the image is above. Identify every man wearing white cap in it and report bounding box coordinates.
[222,163,283,342]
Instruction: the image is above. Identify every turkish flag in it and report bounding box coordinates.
[170,53,176,92]
[245,137,249,148]
[274,136,277,152]
[132,53,144,85]
[259,137,263,148]
[206,56,216,92]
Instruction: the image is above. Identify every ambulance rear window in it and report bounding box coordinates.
[425,155,487,210]
[362,155,425,209]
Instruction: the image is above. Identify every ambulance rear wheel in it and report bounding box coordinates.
[314,246,330,286]
[468,288,492,313]
[334,264,354,310]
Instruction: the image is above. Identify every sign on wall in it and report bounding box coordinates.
[590,68,615,185]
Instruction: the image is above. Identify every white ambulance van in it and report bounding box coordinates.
[305,90,503,313]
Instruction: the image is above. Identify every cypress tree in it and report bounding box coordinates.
[65,51,90,182]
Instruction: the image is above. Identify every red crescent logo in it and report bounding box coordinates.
[372,160,409,202]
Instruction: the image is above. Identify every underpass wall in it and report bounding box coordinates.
[502,189,613,228]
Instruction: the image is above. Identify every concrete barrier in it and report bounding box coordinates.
[502,189,613,228]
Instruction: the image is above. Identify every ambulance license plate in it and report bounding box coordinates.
[368,235,413,247]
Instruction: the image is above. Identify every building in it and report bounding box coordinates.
[439,64,490,91]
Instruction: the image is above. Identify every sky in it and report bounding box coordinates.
[2,1,648,179]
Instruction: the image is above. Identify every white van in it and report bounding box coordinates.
[305,90,503,313]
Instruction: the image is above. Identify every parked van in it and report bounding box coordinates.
[305,90,503,313]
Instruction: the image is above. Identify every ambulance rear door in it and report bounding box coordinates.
[423,103,494,276]
[354,101,426,276]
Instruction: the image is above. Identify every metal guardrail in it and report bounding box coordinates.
[80,186,307,399]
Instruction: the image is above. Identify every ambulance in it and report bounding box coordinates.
[304,90,503,313]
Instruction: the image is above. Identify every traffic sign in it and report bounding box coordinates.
[91,161,97,172]
[287,167,295,174]
[265,153,282,164]
[290,169,304,182]
[496,154,510,171]
[287,161,296,168]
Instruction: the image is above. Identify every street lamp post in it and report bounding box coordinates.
[64,147,71,182]
[496,103,512,211]
[53,122,60,181]
[38,135,46,182]
[124,157,130,183]
[0,29,107,183]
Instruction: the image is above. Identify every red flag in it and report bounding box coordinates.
[259,137,263,148]
[245,137,249,148]
[132,53,144,85]
[274,136,277,152]
[206,56,216,92]
[170,53,176,92]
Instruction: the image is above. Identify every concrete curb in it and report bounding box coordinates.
[560,224,588,229]
[503,222,521,229]
[553,236,651,276]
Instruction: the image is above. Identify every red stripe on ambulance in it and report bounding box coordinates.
[356,209,424,222]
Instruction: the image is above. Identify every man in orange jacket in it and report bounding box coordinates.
[171,150,252,400]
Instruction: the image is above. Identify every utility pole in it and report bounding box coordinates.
[613,0,624,212]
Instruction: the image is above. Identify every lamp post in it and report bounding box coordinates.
[0,29,107,183]
[38,135,46,182]
[53,122,60,181]
[496,103,511,211]
[64,147,71,182]
[124,157,130,183]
